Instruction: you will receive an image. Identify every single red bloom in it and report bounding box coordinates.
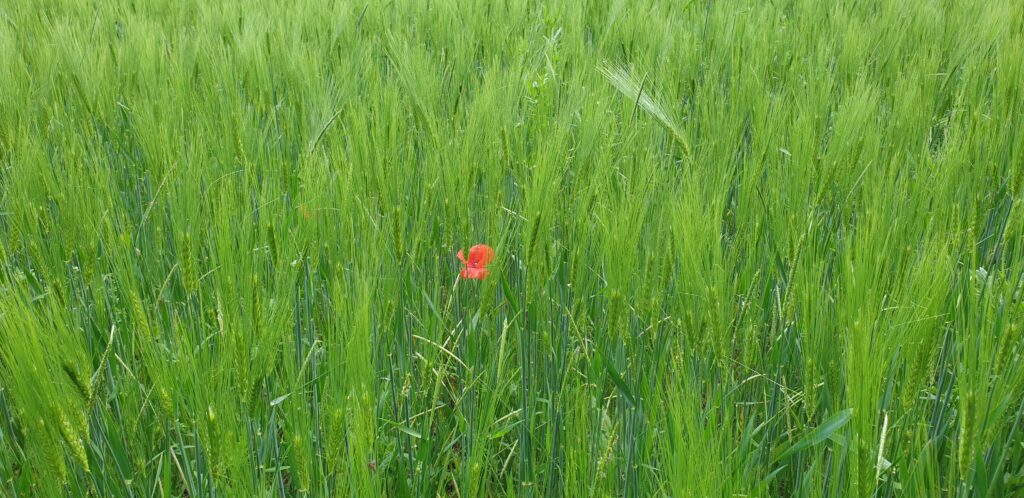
[457,244,494,280]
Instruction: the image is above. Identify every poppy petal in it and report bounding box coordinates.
[468,244,495,267]
[457,249,468,265]
[461,268,489,280]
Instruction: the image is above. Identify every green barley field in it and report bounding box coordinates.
[2,0,1023,496]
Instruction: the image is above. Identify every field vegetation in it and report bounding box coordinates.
[1,0,1023,496]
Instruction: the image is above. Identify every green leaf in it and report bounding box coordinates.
[395,425,422,440]
[772,409,853,463]
[600,352,636,407]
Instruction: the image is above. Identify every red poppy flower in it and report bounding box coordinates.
[457,244,494,280]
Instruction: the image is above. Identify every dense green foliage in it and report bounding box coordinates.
[1,0,1023,496]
